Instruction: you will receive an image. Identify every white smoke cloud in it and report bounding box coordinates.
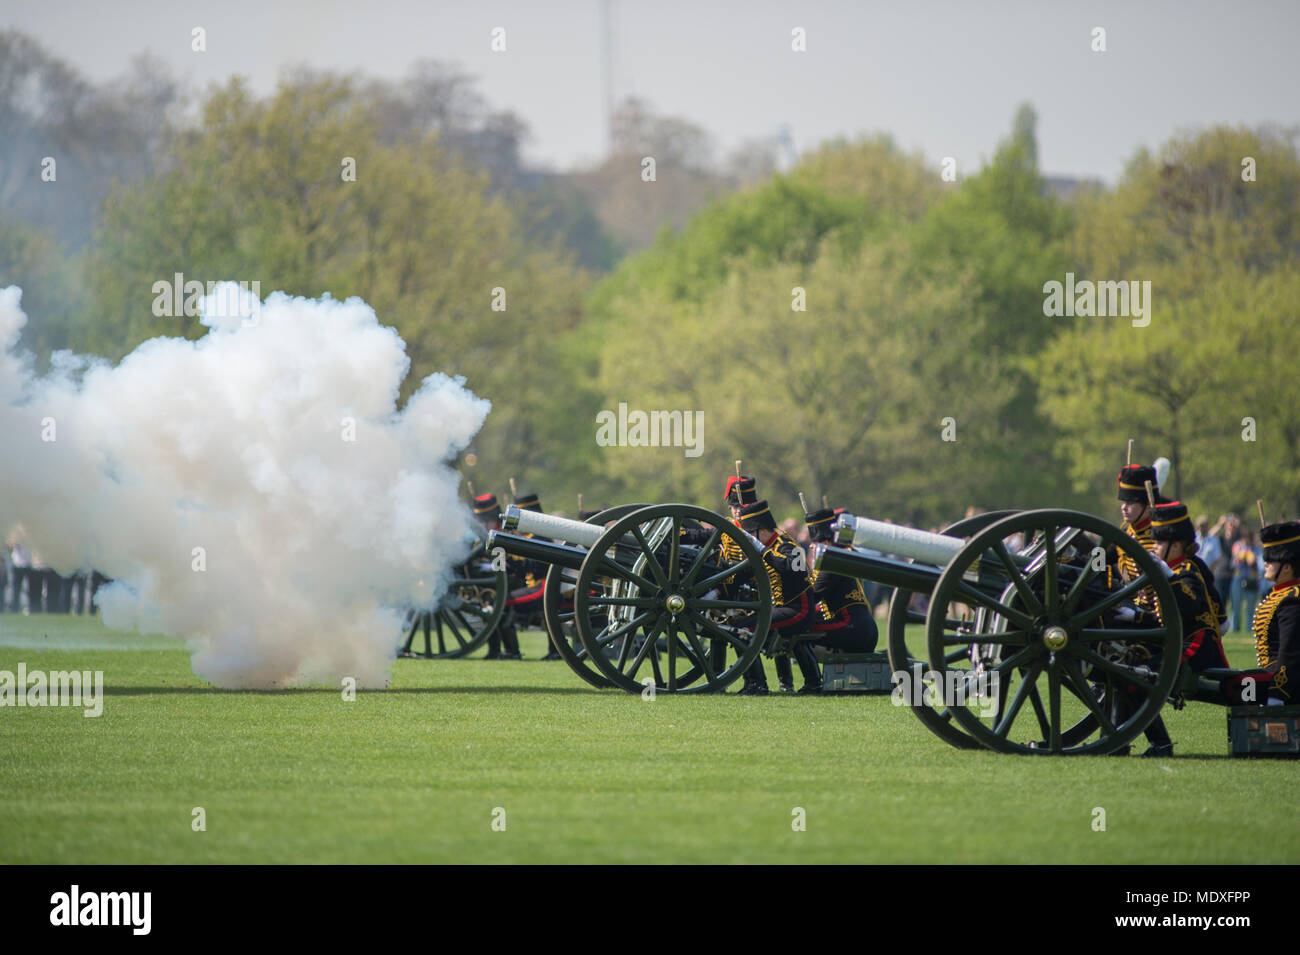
[0,284,490,688]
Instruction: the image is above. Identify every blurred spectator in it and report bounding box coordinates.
[1194,514,1210,549]
[29,551,48,613]
[9,537,31,613]
[1229,526,1264,633]
[1204,513,1238,607]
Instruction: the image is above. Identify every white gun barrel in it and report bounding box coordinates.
[845,515,964,566]
[503,506,603,547]
[838,513,1035,568]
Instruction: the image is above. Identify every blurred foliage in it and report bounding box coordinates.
[1,35,1296,528]
[86,75,592,491]
[1035,125,1300,521]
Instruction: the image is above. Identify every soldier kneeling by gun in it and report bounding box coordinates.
[729,500,821,695]
[804,507,879,655]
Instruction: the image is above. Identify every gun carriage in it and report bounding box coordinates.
[483,500,1280,756]
[400,526,508,659]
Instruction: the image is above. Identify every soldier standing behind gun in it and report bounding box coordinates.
[1113,463,1164,610]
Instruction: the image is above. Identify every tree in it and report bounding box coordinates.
[88,74,593,490]
[1034,126,1300,519]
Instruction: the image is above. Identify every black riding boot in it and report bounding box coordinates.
[793,643,822,694]
[738,658,769,695]
[774,654,794,692]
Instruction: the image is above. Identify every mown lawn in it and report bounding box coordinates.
[0,614,1293,863]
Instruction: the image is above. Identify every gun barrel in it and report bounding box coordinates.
[486,530,588,572]
[504,505,603,547]
[811,543,944,594]
[837,513,1031,568]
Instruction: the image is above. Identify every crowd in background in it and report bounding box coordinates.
[1,532,108,615]
[1196,513,1273,634]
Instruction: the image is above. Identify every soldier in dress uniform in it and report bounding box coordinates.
[732,500,819,695]
[1149,501,1230,674]
[804,508,879,654]
[1114,464,1164,612]
[1253,519,1300,705]
[494,492,548,660]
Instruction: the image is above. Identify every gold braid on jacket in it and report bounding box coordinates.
[1254,580,1300,668]
[1119,519,1160,610]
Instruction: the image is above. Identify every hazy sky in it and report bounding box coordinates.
[4,0,1297,181]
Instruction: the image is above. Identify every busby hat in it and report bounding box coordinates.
[514,493,542,513]
[724,475,757,507]
[805,507,837,543]
[738,500,777,535]
[1150,501,1195,543]
[1261,520,1300,564]
[1117,465,1159,503]
[472,493,500,520]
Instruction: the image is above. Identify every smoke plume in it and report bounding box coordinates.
[0,284,490,688]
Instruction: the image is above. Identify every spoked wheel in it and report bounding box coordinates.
[924,509,1182,755]
[885,510,1017,750]
[542,504,649,689]
[401,544,507,659]
[575,504,772,694]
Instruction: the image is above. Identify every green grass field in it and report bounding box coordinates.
[0,613,1295,864]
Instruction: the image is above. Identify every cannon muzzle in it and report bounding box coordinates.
[486,529,588,572]
[503,505,603,547]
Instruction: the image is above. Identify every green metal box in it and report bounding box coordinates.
[1227,705,1300,757]
[819,651,894,694]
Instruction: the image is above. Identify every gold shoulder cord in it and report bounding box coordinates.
[1254,582,1300,667]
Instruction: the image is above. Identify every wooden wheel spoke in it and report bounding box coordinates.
[597,557,658,596]
[1070,645,1159,691]
[690,561,743,597]
[992,643,1040,676]
[626,615,665,682]
[1060,659,1116,736]
[681,617,722,690]
[692,598,761,611]
[668,518,681,584]
[992,541,1045,617]
[1047,663,1062,751]
[1077,626,1170,643]
[589,595,660,608]
[941,631,1028,646]
[954,581,1036,631]
[1068,573,1150,627]
[994,660,1042,738]
[697,615,751,652]
[1060,560,1100,616]
[1043,526,1059,613]
[1027,681,1052,743]
[594,611,653,648]
[679,527,722,589]
[666,617,678,692]
[631,524,671,591]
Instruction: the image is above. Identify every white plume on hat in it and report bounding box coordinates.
[1153,457,1171,488]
